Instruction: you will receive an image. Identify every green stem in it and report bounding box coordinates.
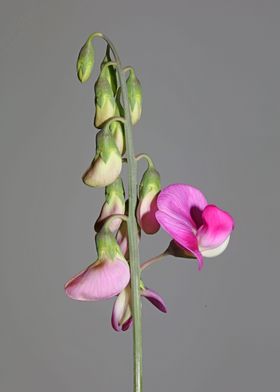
[123,65,134,73]
[135,153,155,168]
[141,252,168,271]
[94,33,143,392]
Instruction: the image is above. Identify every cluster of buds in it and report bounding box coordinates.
[66,35,168,332]
[65,33,235,335]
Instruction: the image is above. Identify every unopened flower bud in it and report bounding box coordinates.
[126,68,142,125]
[95,177,126,232]
[94,68,116,128]
[76,37,94,83]
[100,46,118,95]
[137,166,161,234]
[82,131,122,188]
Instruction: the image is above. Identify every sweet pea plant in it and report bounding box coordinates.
[65,32,234,392]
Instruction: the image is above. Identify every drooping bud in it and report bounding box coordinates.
[94,67,116,128]
[64,230,130,301]
[95,177,126,232]
[100,46,118,95]
[137,166,161,234]
[76,37,95,83]
[126,68,142,125]
[82,130,122,188]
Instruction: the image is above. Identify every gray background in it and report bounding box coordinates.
[0,1,279,391]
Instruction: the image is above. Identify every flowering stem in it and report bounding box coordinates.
[141,252,168,271]
[95,33,143,392]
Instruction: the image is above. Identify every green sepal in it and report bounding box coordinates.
[95,229,124,261]
[76,37,95,83]
[100,46,118,95]
[139,280,145,291]
[105,177,125,203]
[139,167,161,199]
[95,130,120,163]
[126,68,142,112]
[94,70,116,109]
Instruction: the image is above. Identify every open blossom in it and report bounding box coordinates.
[156,184,234,270]
[65,231,130,301]
[65,258,130,301]
[111,284,167,332]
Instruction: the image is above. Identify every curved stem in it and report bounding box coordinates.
[101,60,117,69]
[123,65,134,73]
[135,153,154,168]
[103,116,126,132]
[102,214,128,231]
[93,33,143,392]
[141,251,168,271]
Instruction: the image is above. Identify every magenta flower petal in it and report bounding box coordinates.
[155,210,204,270]
[137,192,160,234]
[197,205,235,249]
[141,288,167,313]
[122,317,133,331]
[65,258,130,301]
[111,286,132,332]
[157,184,207,229]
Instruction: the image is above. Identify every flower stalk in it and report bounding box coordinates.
[97,33,143,392]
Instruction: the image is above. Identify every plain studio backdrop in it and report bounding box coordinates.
[0,1,279,391]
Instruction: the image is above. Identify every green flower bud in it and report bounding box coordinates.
[138,167,161,199]
[95,178,126,232]
[94,68,116,128]
[137,166,161,234]
[126,68,142,125]
[100,46,118,95]
[76,37,95,83]
[82,130,122,188]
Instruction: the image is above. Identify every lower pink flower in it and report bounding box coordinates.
[111,284,167,332]
[65,257,130,301]
[155,184,234,270]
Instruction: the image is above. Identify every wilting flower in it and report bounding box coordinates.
[111,283,167,332]
[82,130,122,188]
[137,167,161,234]
[156,184,234,270]
[95,177,125,232]
[65,231,130,301]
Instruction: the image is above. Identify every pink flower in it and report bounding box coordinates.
[111,284,167,332]
[65,257,130,301]
[156,184,234,270]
